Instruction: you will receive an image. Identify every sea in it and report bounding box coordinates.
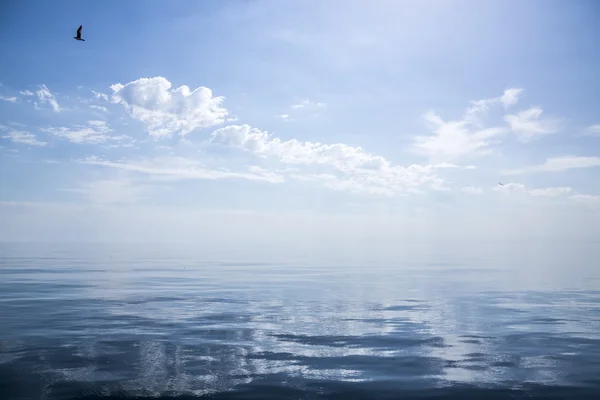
[1,241,599,400]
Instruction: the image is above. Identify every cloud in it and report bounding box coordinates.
[502,156,600,175]
[410,89,531,162]
[79,155,285,183]
[20,90,34,96]
[91,90,109,102]
[35,84,61,112]
[210,124,391,170]
[209,124,463,195]
[584,124,600,136]
[110,77,228,137]
[494,182,572,197]
[0,95,17,102]
[291,99,326,109]
[42,120,128,144]
[2,130,47,146]
[412,111,508,162]
[500,88,523,107]
[504,107,558,142]
[276,114,293,121]
[90,105,109,113]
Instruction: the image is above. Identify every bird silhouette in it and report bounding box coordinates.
[73,25,85,41]
[498,182,504,186]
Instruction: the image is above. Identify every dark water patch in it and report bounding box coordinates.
[272,334,448,349]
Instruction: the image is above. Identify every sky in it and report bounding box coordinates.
[0,0,599,251]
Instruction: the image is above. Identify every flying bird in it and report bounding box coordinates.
[498,182,504,186]
[73,25,85,41]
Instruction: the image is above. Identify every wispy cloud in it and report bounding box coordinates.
[110,76,228,137]
[2,130,47,146]
[570,194,600,204]
[0,95,17,103]
[583,124,600,136]
[42,120,129,145]
[502,156,600,175]
[275,114,293,121]
[291,99,326,109]
[34,84,61,112]
[504,107,559,142]
[90,104,109,113]
[493,182,572,197]
[79,155,285,183]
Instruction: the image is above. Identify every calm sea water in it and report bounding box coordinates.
[1,242,599,399]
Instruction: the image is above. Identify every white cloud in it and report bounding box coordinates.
[91,90,109,102]
[210,124,391,171]
[502,156,600,175]
[500,88,523,107]
[464,88,523,125]
[291,99,326,109]
[42,120,128,144]
[20,90,34,96]
[584,124,600,136]
[493,182,572,197]
[110,77,228,137]
[504,107,558,142]
[79,155,285,184]
[2,130,47,146]
[0,95,17,102]
[209,124,464,195]
[35,84,61,112]
[276,114,293,121]
[411,89,530,162]
[413,111,507,162]
[90,105,109,113]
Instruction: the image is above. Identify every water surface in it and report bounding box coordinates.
[1,242,599,399]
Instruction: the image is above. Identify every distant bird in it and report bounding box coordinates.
[73,25,85,41]
[498,182,504,186]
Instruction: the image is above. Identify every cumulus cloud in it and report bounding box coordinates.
[502,156,600,175]
[110,77,228,137]
[504,107,559,142]
[208,124,464,195]
[42,120,128,145]
[79,155,285,183]
[2,130,47,146]
[34,84,61,112]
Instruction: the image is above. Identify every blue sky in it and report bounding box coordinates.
[1,0,599,245]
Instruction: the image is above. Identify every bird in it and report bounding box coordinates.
[498,182,504,186]
[73,25,85,41]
